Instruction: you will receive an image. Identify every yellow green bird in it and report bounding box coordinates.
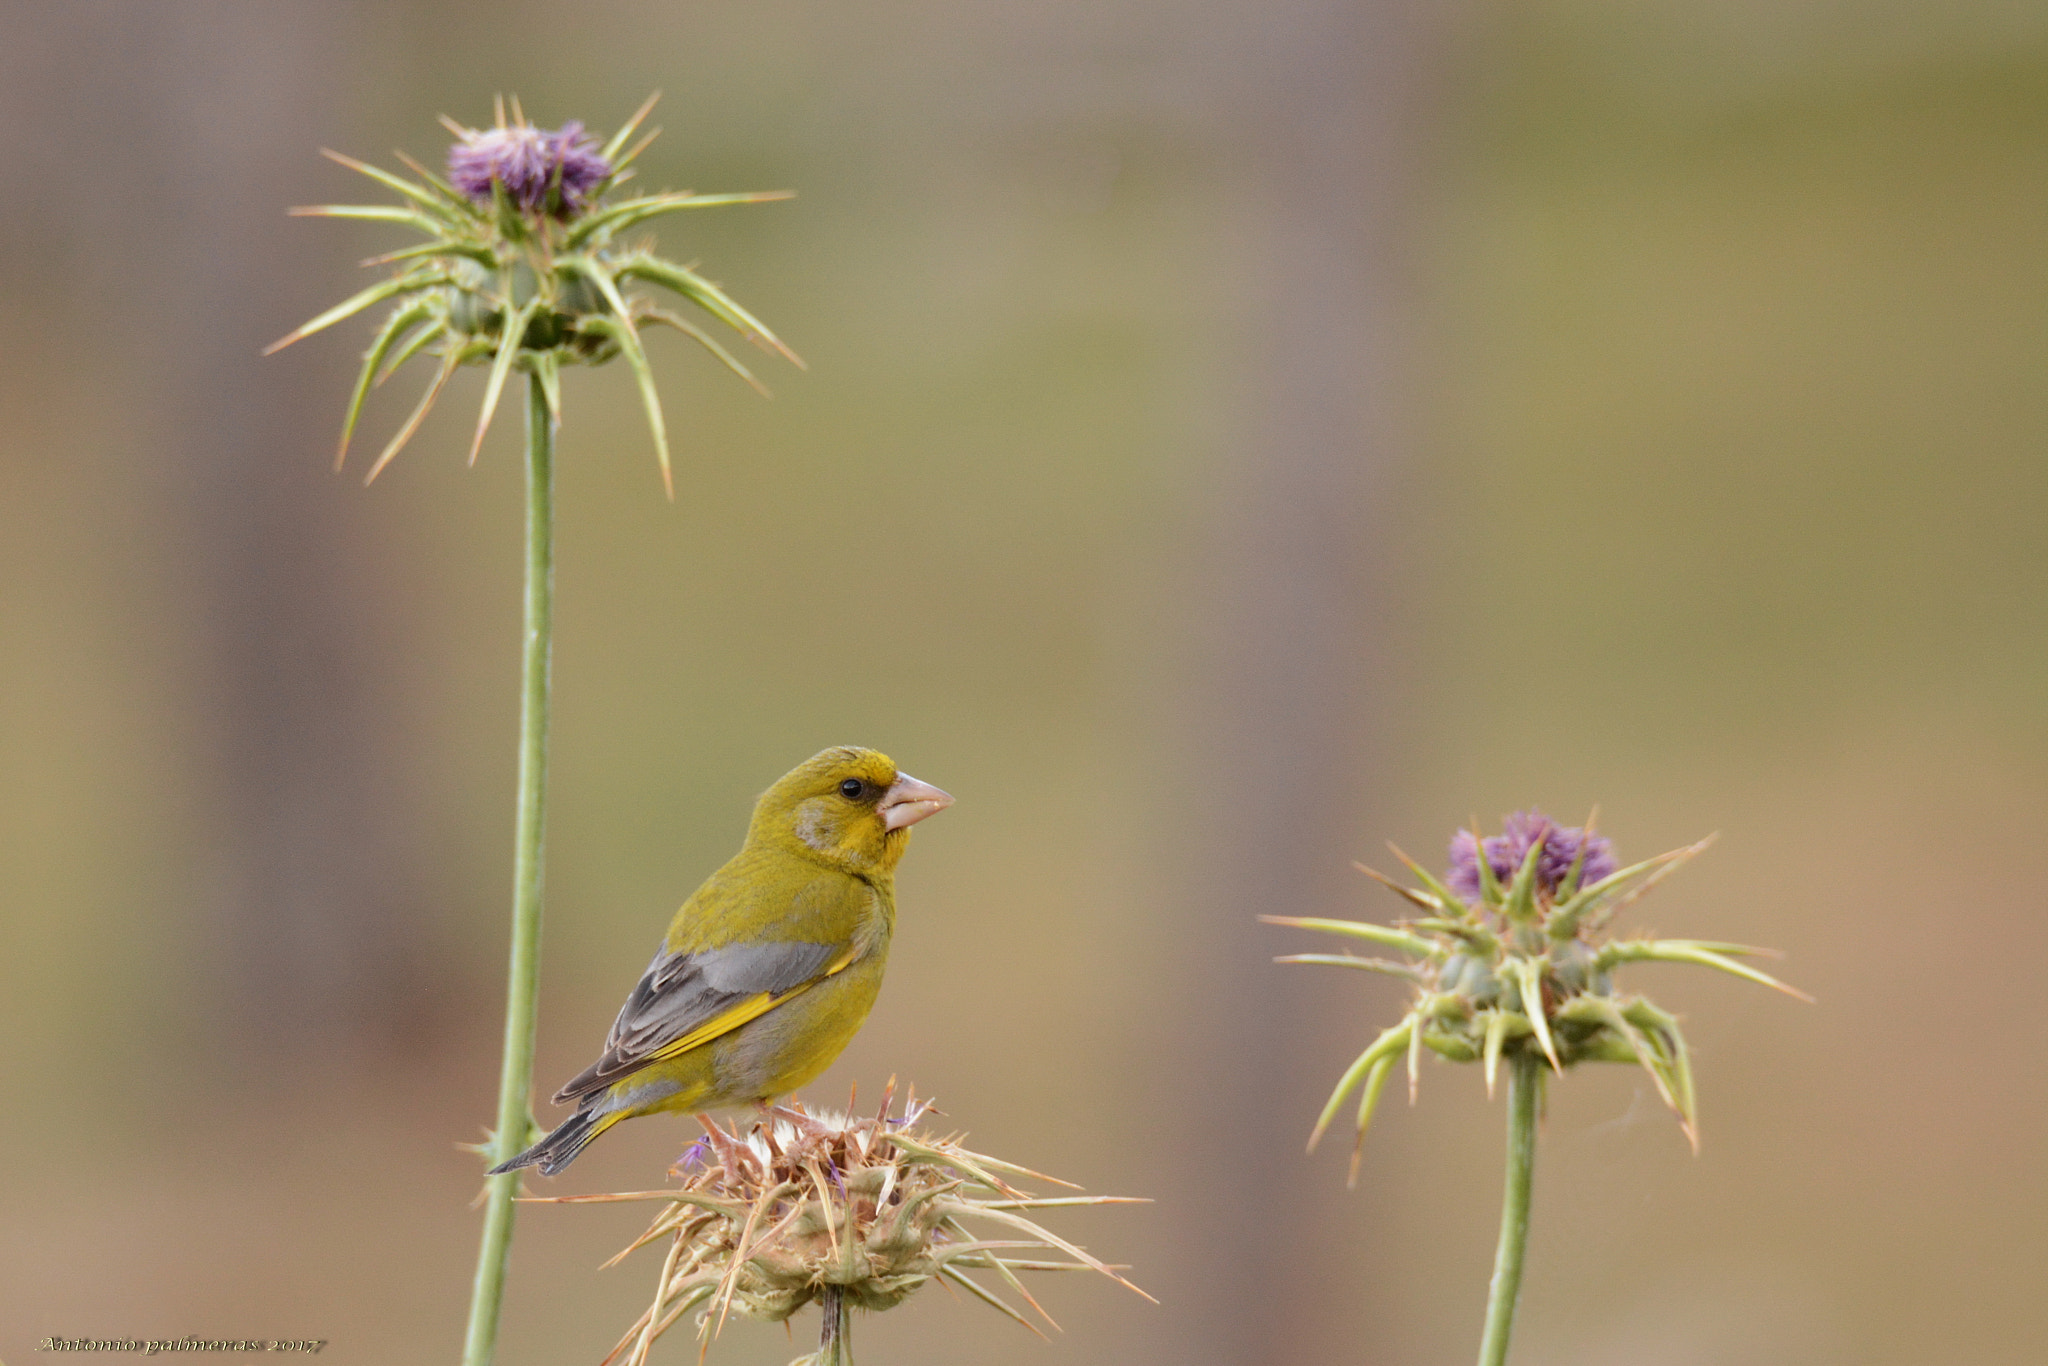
[493,746,952,1176]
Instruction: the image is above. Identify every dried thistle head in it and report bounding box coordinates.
[1266,810,1811,1184]
[267,93,802,495]
[528,1084,1149,1366]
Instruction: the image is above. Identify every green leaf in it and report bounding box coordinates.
[1420,1028,1477,1062]
[1259,915,1436,958]
[468,297,542,465]
[616,254,803,367]
[636,306,770,396]
[579,313,671,496]
[1406,999,1426,1100]
[1595,940,1813,1001]
[1625,998,1698,1136]
[263,272,447,355]
[337,299,436,470]
[1353,860,1447,915]
[1307,1016,1413,1154]
[488,176,526,244]
[1509,958,1561,1072]
[1387,843,1473,915]
[564,190,794,250]
[319,149,471,225]
[1578,995,1679,1111]
[1419,990,1472,1022]
[447,335,500,366]
[1504,838,1545,924]
[376,317,448,386]
[1548,836,1716,940]
[554,254,629,319]
[363,345,460,484]
[1407,917,1499,950]
[1481,1008,1523,1097]
[1472,818,1504,907]
[1271,953,1425,983]
[601,90,663,164]
[1555,806,1599,900]
[1572,1032,1641,1064]
[607,130,661,182]
[1346,1056,1397,1188]
[286,204,450,235]
[565,258,674,495]
[1640,937,1781,958]
[392,150,477,212]
[361,239,498,269]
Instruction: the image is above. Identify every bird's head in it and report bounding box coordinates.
[750,746,953,876]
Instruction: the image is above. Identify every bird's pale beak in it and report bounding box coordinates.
[878,773,954,831]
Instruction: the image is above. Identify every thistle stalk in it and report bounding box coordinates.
[815,1285,850,1366]
[1476,1052,1539,1366]
[462,373,555,1366]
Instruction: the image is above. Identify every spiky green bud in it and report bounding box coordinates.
[267,93,801,496]
[1267,812,1809,1185]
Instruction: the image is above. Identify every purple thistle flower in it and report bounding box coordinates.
[448,120,610,215]
[1447,810,1616,904]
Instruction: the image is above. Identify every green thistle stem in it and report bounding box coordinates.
[817,1286,851,1366]
[1476,1051,1540,1366]
[462,372,556,1366]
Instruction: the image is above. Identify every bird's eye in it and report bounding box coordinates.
[839,778,868,800]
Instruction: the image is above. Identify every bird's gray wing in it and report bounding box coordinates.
[551,939,846,1104]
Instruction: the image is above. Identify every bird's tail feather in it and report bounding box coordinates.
[488,1107,626,1177]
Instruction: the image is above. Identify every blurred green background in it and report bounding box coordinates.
[2,2,2043,1363]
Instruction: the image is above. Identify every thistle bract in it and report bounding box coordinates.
[1267,812,1809,1184]
[267,94,802,495]
[528,1087,1148,1366]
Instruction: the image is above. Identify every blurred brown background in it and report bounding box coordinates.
[2,2,2043,1363]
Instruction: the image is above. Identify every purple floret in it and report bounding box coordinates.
[448,121,611,215]
[1446,810,1616,903]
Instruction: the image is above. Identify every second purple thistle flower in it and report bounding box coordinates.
[448,119,611,216]
[1447,810,1617,904]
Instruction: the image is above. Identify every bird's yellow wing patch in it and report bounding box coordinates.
[640,946,858,1063]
